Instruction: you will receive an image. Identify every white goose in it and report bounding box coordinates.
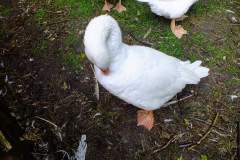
[136,0,198,38]
[84,15,209,130]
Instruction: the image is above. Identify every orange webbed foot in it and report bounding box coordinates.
[137,110,154,130]
[102,0,113,12]
[170,19,187,39]
[114,1,126,13]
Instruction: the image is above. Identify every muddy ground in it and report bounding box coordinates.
[0,0,240,160]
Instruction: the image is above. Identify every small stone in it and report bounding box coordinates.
[121,136,128,144]
[137,11,141,16]
[93,112,101,118]
[85,77,90,80]
[230,95,238,101]
[164,118,173,123]
[26,121,30,126]
[17,89,23,93]
[62,81,68,90]
[0,61,4,68]
[228,14,238,23]
[225,10,235,14]
[134,17,139,22]
[230,16,238,23]
[50,37,55,41]
[31,120,35,128]
[78,30,85,36]
[5,75,8,82]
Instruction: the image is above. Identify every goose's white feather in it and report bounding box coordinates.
[136,0,198,19]
[84,15,209,111]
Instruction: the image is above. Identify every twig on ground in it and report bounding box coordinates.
[162,94,193,108]
[0,48,9,52]
[56,150,70,160]
[34,116,62,141]
[143,27,152,39]
[0,131,12,151]
[47,19,70,26]
[0,16,6,19]
[230,23,240,26]
[190,117,226,133]
[59,94,76,104]
[127,32,153,47]
[188,113,219,150]
[237,121,240,160]
[212,129,231,137]
[35,116,58,129]
[45,10,64,14]
[31,153,48,156]
[231,152,237,160]
[90,65,99,101]
[233,0,240,5]
[152,133,184,154]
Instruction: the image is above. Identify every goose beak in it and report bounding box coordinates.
[101,68,110,75]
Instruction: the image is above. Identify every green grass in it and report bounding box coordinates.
[225,78,240,86]
[27,0,238,80]
[112,1,159,37]
[0,29,6,41]
[157,30,184,58]
[110,1,185,58]
[62,31,85,71]
[200,155,208,160]
[54,0,99,18]
[52,0,235,74]
[63,50,85,71]
[0,5,11,17]
[33,40,48,55]
[35,8,46,24]
[190,0,226,16]
[176,156,184,160]
[30,0,238,78]
[184,31,239,77]
[69,0,95,18]
[64,32,79,47]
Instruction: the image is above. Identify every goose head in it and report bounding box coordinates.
[84,15,123,74]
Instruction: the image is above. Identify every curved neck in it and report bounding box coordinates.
[106,23,123,56]
[84,16,123,70]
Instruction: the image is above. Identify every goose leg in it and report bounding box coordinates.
[176,15,188,21]
[114,0,126,13]
[137,110,154,130]
[170,19,187,39]
[102,0,113,12]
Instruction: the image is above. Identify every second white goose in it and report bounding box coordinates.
[137,0,198,39]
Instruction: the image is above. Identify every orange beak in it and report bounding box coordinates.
[101,68,110,75]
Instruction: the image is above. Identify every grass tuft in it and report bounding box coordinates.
[0,5,11,17]
[63,50,83,71]
[64,32,79,47]
[190,0,226,16]
[157,30,184,58]
[35,8,46,24]
[33,40,48,56]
